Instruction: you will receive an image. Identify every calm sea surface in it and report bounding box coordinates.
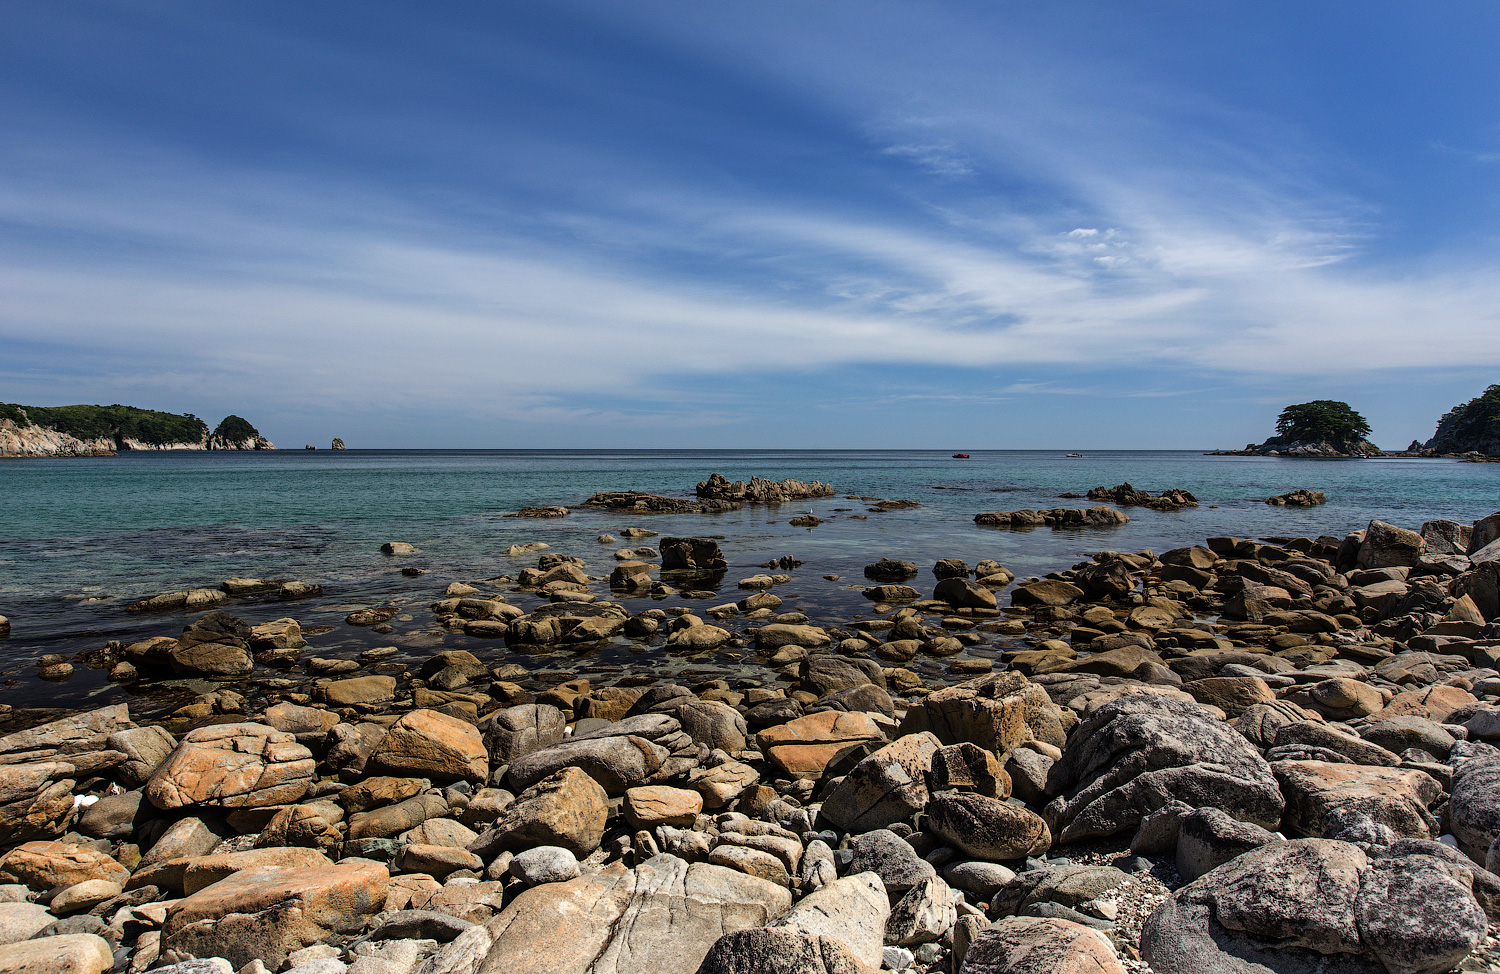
[2,449,1497,713]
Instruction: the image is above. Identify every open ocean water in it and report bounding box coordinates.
[1,449,1496,714]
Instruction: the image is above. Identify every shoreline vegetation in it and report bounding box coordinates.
[0,404,275,457]
[1209,394,1500,461]
[1,469,1500,974]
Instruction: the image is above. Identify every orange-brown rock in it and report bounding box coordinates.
[0,841,129,891]
[163,861,389,969]
[623,786,704,829]
[897,672,1067,756]
[756,711,885,778]
[1184,676,1276,718]
[145,723,315,809]
[181,847,333,895]
[367,709,487,783]
[1372,685,1475,723]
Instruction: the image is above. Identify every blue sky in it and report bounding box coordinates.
[3,1,1499,448]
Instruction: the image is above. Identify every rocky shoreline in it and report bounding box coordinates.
[3,499,1500,974]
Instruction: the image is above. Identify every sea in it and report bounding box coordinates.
[1,449,1496,715]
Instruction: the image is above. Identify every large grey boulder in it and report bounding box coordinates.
[507,735,668,796]
[885,874,957,946]
[695,929,875,974]
[1358,521,1425,570]
[1141,839,1487,974]
[767,872,888,969]
[1046,695,1283,843]
[465,854,790,974]
[960,916,1123,974]
[1447,752,1500,862]
[847,830,936,897]
[818,733,940,833]
[481,705,565,766]
[1176,807,1278,882]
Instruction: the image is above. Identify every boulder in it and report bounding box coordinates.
[0,934,114,974]
[320,675,397,708]
[990,863,1129,915]
[182,847,333,895]
[470,767,609,858]
[0,843,127,891]
[927,793,1051,862]
[1011,580,1085,607]
[0,901,55,945]
[1272,761,1441,840]
[622,786,703,829]
[931,742,1011,798]
[0,763,78,843]
[960,916,1124,974]
[170,612,254,677]
[468,854,789,974]
[1358,521,1425,570]
[660,538,729,573]
[934,578,998,610]
[162,861,389,969]
[1141,839,1487,974]
[818,733,941,833]
[767,872,889,970]
[1175,807,1278,882]
[1045,695,1283,843]
[508,846,581,887]
[146,723,315,809]
[695,929,876,974]
[897,673,1067,757]
[756,712,884,779]
[885,874,957,946]
[1447,753,1500,862]
[847,830,936,897]
[507,735,668,796]
[367,710,487,784]
[345,793,448,842]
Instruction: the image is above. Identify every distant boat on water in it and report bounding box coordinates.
[1066,453,1083,458]
[952,453,969,459]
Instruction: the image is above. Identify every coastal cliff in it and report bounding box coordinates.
[0,404,273,457]
[0,416,117,457]
[1423,383,1500,456]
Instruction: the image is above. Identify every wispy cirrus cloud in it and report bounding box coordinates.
[4,1,1500,447]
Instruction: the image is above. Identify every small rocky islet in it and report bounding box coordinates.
[3,475,1500,974]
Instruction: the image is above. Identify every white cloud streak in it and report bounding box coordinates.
[4,2,1500,434]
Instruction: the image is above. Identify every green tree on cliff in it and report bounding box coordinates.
[1274,400,1372,446]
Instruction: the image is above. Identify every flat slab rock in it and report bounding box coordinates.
[437,853,792,974]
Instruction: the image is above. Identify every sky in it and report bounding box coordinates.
[3,1,1499,449]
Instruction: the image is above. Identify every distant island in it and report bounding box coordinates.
[1416,383,1500,456]
[0,403,273,457]
[1214,400,1381,457]
[1213,388,1500,459]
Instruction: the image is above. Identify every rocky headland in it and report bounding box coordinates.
[3,499,1500,974]
[1420,385,1500,458]
[0,406,273,458]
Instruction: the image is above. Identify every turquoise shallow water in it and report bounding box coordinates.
[1,449,1496,713]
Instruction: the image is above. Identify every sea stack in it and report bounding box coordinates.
[332,437,346,450]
